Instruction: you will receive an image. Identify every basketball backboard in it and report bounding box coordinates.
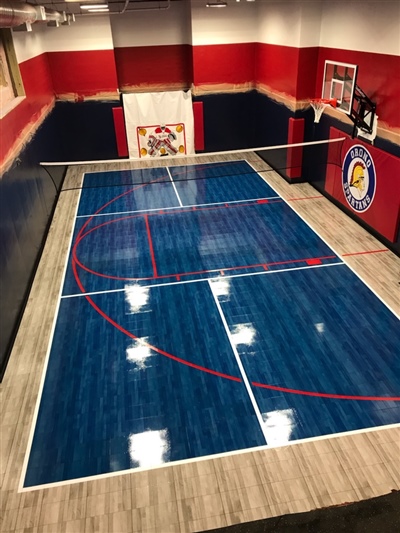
[322,60,358,115]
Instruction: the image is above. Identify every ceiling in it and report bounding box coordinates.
[26,0,179,17]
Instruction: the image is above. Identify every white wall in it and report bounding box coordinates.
[320,0,400,55]
[41,16,114,52]
[256,1,302,47]
[111,1,192,47]
[191,0,257,45]
[298,1,322,47]
[13,24,47,63]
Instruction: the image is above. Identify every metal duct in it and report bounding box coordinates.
[0,1,39,27]
[0,1,65,28]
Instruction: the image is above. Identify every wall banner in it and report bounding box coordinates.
[123,91,195,159]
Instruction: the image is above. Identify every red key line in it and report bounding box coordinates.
[144,215,158,278]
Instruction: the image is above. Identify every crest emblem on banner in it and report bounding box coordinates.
[342,145,376,213]
[137,124,186,158]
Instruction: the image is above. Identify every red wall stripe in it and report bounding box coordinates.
[193,43,255,87]
[112,107,129,157]
[114,45,193,89]
[296,47,320,100]
[193,102,205,152]
[47,50,118,98]
[1,53,54,168]
[255,43,299,96]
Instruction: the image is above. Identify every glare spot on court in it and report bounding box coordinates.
[124,284,150,314]
[315,322,325,333]
[128,429,170,468]
[262,409,296,446]
[209,278,231,301]
[126,338,152,370]
[231,323,256,347]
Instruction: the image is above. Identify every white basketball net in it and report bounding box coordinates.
[310,100,329,123]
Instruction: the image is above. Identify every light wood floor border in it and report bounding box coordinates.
[1,153,399,533]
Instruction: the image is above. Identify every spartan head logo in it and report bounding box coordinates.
[342,145,376,213]
[349,162,366,197]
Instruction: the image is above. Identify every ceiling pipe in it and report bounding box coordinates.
[0,1,71,28]
[0,1,43,27]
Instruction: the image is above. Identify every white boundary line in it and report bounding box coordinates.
[208,280,267,442]
[247,160,400,320]
[18,182,84,493]
[75,196,280,219]
[166,166,183,207]
[61,262,345,299]
[20,420,400,492]
[40,137,346,167]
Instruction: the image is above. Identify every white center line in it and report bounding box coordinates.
[75,196,280,219]
[166,167,184,207]
[61,262,345,299]
[208,279,269,444]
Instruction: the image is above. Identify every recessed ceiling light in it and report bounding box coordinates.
[80,4,108,10]
[206,1,227,7]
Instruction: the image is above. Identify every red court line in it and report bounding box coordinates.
[144,215,158,278]
[71,254,400,402]
[73,255,400,402]
[73,229,338,282]
[342,249,389,257]
[251,382,400,402]
[72,260,241,383]
[71,170,400,403]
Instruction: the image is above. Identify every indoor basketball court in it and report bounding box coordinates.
[1,1,399,532]
[21,155,400,492]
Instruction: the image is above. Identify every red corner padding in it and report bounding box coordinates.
[193,102,205,152]
[112,107,129,157]
[286,118,305,179]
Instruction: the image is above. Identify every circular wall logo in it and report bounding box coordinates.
[342,145,376,213]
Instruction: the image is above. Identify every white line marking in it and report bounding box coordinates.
[246,160,400,320]
[166,167,183,207]
[18,185,84,492]
[208,280,268,444]
[19,403,400,491]
[61,261,345,299]
[75,196,281,219]
[40,137,346,167]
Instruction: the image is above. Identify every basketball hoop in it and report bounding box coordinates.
[310,98,338,123]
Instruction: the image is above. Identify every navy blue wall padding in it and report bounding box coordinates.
[253,91,293,147]
[0,119,64,379]
[193,92,258,152]
[49,100,120,161]
[0,100,121,379]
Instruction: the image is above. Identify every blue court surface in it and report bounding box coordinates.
[23,161,400,488]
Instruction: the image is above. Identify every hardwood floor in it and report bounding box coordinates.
[1,152,399,533]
